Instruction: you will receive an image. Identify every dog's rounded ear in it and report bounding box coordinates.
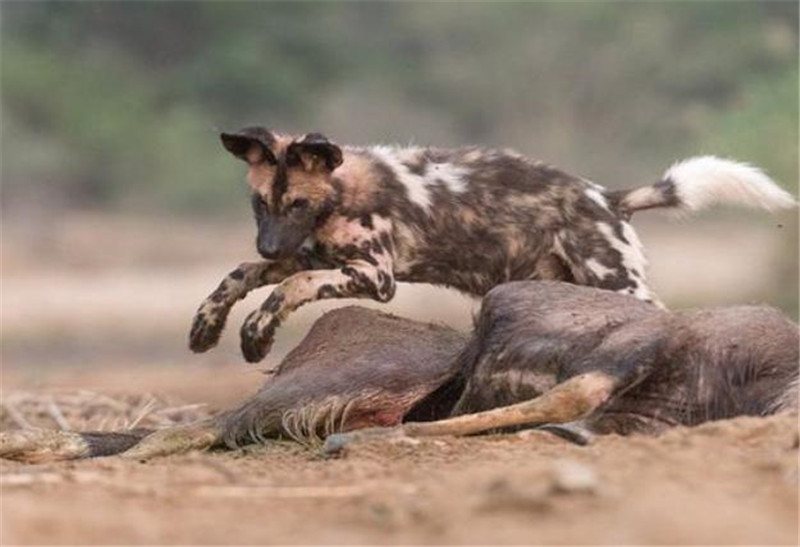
[286,133,343,172]
[220,129,276,165]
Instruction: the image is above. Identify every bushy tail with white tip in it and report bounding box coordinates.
[615,156,796,216]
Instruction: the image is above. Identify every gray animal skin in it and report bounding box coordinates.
[431,281,799,436]
[1,282,796,462]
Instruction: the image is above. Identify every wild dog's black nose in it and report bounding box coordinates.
[257,242,281,260]
[256,226,283,259]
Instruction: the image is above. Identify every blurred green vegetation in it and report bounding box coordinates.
[1,2,797,214]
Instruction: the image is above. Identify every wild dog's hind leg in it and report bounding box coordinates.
[555,219,663,306]
[240,259,396,362]
[190,259,306,352]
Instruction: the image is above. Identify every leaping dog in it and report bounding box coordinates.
[188,127,794,362]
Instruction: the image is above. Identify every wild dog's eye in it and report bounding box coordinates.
[251,194,268,216]
[289,198,309,211]
[285,149,301,168]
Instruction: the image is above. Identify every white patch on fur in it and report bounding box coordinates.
[428,162,470,193]
[596,221,653,301]
[585,258,616,280]
[300,236,316,252]
[619,222,647,276]
[371,146,432,211]
[501,148,525,160]
[463,149,483,163]
[664,156,796,213]
[585,187,610,211]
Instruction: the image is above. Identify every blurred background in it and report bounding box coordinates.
[1,2,797,404]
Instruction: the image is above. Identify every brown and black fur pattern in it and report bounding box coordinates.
[190,127,794,362]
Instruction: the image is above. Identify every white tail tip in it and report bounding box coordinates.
[664,156,797,213]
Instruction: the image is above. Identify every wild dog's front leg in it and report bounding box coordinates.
[189,259,306,352]
[240,260,396,362]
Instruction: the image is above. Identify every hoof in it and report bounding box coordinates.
[322,426,405,455]
[535,421,594,446]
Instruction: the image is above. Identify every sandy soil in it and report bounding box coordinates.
[1,410,797,545]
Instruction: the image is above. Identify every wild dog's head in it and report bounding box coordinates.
[221,127,343,260]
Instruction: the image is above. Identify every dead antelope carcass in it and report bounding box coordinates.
[1,282,797,461]
[361,281,799,444]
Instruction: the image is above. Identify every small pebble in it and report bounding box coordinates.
[549,460,598,494]
[480,477,551,513]
[390,436,421,447]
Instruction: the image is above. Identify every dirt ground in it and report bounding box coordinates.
[1,408,797,545]
[2,213,798,544]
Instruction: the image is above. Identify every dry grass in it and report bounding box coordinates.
[0,390,210,433]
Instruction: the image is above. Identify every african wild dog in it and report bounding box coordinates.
[2,282,797,461]
[188,127,795,362]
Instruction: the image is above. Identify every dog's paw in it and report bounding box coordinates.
[188,304,229,353]
[240,310,279,363]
